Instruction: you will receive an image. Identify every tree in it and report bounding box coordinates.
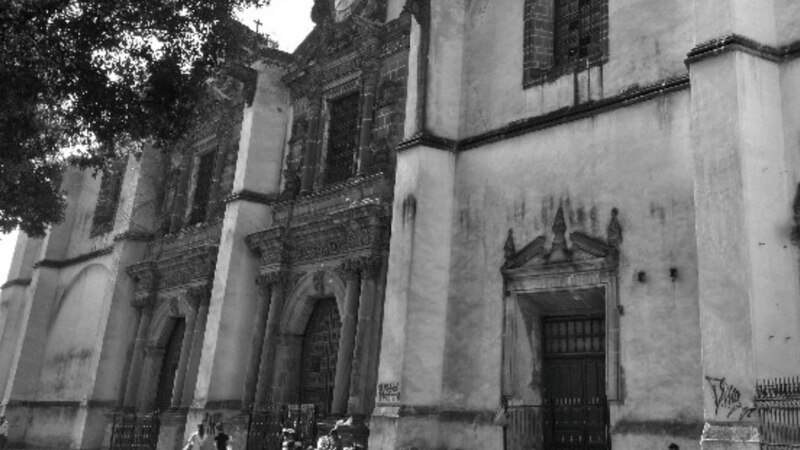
[0,0,275,236]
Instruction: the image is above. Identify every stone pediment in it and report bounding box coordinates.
[502,206,622,275]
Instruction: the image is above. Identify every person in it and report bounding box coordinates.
[183,423,210,450]
[213,423,231,450]
[0,416,8,450]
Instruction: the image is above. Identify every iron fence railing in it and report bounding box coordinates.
[246,404,317,450]
[109,411,160,450]
[504,398,609,450]
[757,377,800,449]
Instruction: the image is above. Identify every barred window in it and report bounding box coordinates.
[325,93,360,185]
[523,0,608,86]
[188,150,216,225]
[554,0,608,66]
[90,160,125,237]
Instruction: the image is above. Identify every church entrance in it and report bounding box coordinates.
[299,298,342,416]
[541,315,608,449]
[155,317,185,411]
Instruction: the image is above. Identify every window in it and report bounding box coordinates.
[91,160,125,237]
[325,93,360,185]
[523,0,608,86]
[188,150,216,225]
[554,0,608,66]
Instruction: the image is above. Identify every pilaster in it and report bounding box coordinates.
[688,5,800,447]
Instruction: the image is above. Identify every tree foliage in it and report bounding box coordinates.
[0,0,274,236]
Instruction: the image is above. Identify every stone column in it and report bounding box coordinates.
[241,277,273,410]
[181,288,210,406]
[301,95,323,194]
[123,295,156,409]
[171,292,199,408]
[254,273,288,408]
[331,263,362,414]
[347,258,382,416]
[357,53,380,176]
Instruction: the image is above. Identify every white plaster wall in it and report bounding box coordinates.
[37,263,111,401]
[459,0,693,136]
[443,90,703,444]
[775,0,800,45]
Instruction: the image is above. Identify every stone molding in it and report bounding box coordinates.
[686,34,800,65]
[0,278,32,289]
[371,405,497,425]
[224,190,278,205]
[397,75,691,154]
[113,231,155,243]
[34,247,114,269]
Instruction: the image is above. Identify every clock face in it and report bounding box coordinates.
[334,0,359,21]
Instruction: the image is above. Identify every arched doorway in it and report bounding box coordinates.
[299,298,342,416]
[154,318,186,412]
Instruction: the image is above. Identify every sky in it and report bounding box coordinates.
[0,1,315,286]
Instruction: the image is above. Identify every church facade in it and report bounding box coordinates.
[2,1,800,449]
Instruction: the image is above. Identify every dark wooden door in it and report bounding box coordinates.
[542,316,608,450]
[300,298,341,416]
[155,318,186,412]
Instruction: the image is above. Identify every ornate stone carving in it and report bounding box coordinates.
[186,285,211,308]
[502,206,621,272]
[132,293,156,310]
[247,204,389,272]
[606,208,623,248]
[156,245,218,292]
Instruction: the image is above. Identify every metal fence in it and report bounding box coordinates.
[109,411,160,450]
[504,399,609,450]
[246,404,317,450]
[756,377,800,449]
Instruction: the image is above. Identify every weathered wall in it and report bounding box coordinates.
[37,263,111,400]
[459,0,693,136]
[775,0,800,45]
[443,89,703,447]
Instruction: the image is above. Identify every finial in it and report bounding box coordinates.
[504,229,516,260]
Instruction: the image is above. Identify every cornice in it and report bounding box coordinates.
[34,247,114,269]
[224,190,277,205]
[396,75,690,153]
[396,132,458,153]
[686,34,800,65]
[0,278,32,289]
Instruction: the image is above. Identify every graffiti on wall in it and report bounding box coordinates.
[377,381,401,403]
[706,376,756,420]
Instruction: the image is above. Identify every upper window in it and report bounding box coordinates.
[524,0,608,86]
[90,159,125,237]
[324,93,360,185]
[188,150,216,225]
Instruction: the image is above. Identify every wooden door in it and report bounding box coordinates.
[542,316,608,450]
[300,298,341,416]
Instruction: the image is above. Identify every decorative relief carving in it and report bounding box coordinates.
[247,204,389,275]
[186,285,211,308]
[502,207,621,273]
[127,245,218,310]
